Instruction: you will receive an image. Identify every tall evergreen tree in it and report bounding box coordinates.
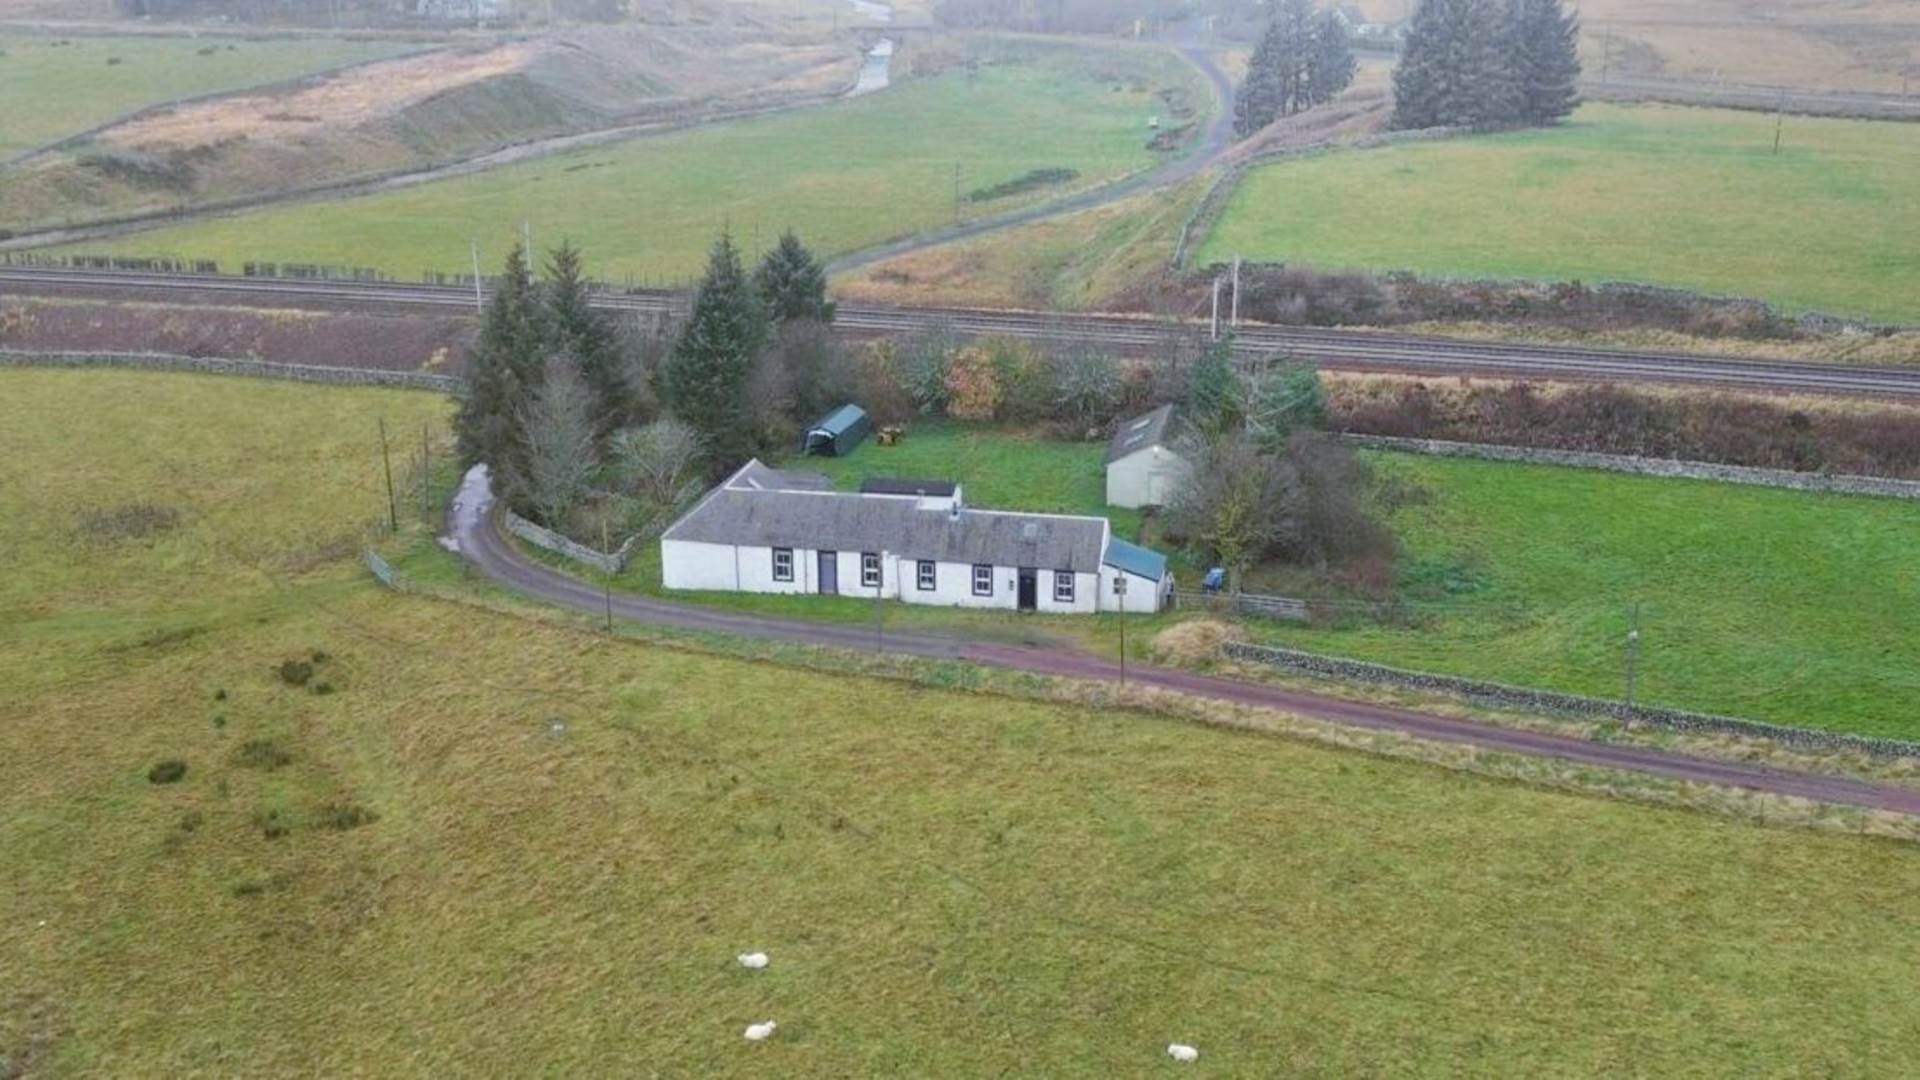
[542,240,630,429]
[1462,0,1524,125]
[753,230,837,325]
[658,232,769,470]
[1390,0,1458,129]
[1305,8,1357,107]
[1511,0,1581,125]
[1185,335,1241,435]
[1233,16,1288,137]
[455,243,545,496]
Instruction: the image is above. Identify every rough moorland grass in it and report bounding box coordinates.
[1199,103,1920,323]
[0,33,412,159]
[837,174,1210,310]
[6,372,1920,1073]
[1260,451,1920,738]
[63,39,1203,281]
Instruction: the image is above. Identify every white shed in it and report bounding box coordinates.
[1105,405,1192,510]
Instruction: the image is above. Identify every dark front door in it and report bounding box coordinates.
[818,550,839,595]
[1017,568,1037,612]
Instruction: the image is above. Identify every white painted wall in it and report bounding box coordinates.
[1106,446,1193,510]
[663,539,1117,615]
[1097,564,1171,614]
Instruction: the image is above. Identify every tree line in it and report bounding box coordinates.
[1233,0,1357,137]
[454,230,837,541]
[1390,0,1581,129]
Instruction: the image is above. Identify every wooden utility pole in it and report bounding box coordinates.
[378,418,397,533]
[1231,255,1242,328]
[602,520,614,634]
[1210,277,1222,340]
[1116,577,1129,688]
[420,423,431,522]
[1624,602,1642,708]
[469,239,484,312]
[953,163,963,226]
[1772,89,1787,155]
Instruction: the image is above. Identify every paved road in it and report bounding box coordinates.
[8,266,1917,398]
[443,465,1920,817]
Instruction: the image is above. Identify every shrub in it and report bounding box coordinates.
[318,801,378,832]
[944,344,1003,421]
[989,338,1056,423]
[147,759,187,785]
[234,739,292,771]
[76,502,180,544]
[967,167,1079,202]
[253,807,291,840]
[1149,619,1245,666]
[276,659,313,687]
[900,325,959,415]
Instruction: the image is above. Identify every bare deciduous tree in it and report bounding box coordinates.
[609,418,705,514]
[1165,431,1299,593]
[519,357,600,529]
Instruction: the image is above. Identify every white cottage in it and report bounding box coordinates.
[1105,404,1193,510]
[661,461,1173,614]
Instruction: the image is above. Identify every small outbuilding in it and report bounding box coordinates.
[1105,404,1193,510]
[801,404,872,457]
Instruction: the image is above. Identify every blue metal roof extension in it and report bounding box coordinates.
[1102,537,1169,581]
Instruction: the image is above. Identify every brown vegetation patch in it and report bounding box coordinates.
[0,297,473,372]
[75,501,181,544]
[106,43,539,152]
[1329,374,1920,478]
[0,994,69,1080]
[1149,618,1246,667]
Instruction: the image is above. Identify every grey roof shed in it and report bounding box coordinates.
[802,404,872,457]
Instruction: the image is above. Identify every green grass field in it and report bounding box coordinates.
[5,368,1920,1074]
[1199,103,1920,323]
[60,39,1203,282]
[1257,451,1920,738]
[0,33,413,160]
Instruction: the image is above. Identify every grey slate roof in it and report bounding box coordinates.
[731,460,834,492]
[1105,404,1181,464]
[859,478,959,498]
[666,462,1107,570]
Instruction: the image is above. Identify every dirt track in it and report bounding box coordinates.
[443,465,1920,818]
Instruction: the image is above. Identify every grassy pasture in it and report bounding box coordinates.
[1199,103,1920,323]
[0,32,413,160]
[6,369,1920,1073]
[1256,451,1920,739]
[61,39,1203,281]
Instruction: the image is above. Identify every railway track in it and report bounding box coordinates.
[5,265,1918,398]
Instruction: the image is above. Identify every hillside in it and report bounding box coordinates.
[0,3,870,232]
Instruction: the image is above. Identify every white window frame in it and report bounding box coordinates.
[772,547,794,582]
[972,564,994,597]
[862,552,882,589]
[1054,571,1075,604]
[916,560,937,592]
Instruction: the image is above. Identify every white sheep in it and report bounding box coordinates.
[744,1021,778,1042]
[1167,1043,1200,1063]
[737,952,770,969]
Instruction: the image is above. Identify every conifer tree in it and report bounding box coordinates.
[456,243,545,496]
[753,230,837,325]
[1462,0,1524,125]
[1306,8,1357,107]
[1185,335,1242,435]
[658,232,769,470]
[1390,0,1457,129]
[542,240,629,429]
[1233,17,1288,136]
[1511,0,1581,125]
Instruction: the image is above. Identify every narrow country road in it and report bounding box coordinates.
[442,466,1920,818]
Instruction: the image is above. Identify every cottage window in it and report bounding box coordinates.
[772,547,794,582]
[1054,571,1076,604]
[917,560,937,591]
[862,552,882,589]
[972,564,994,597]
